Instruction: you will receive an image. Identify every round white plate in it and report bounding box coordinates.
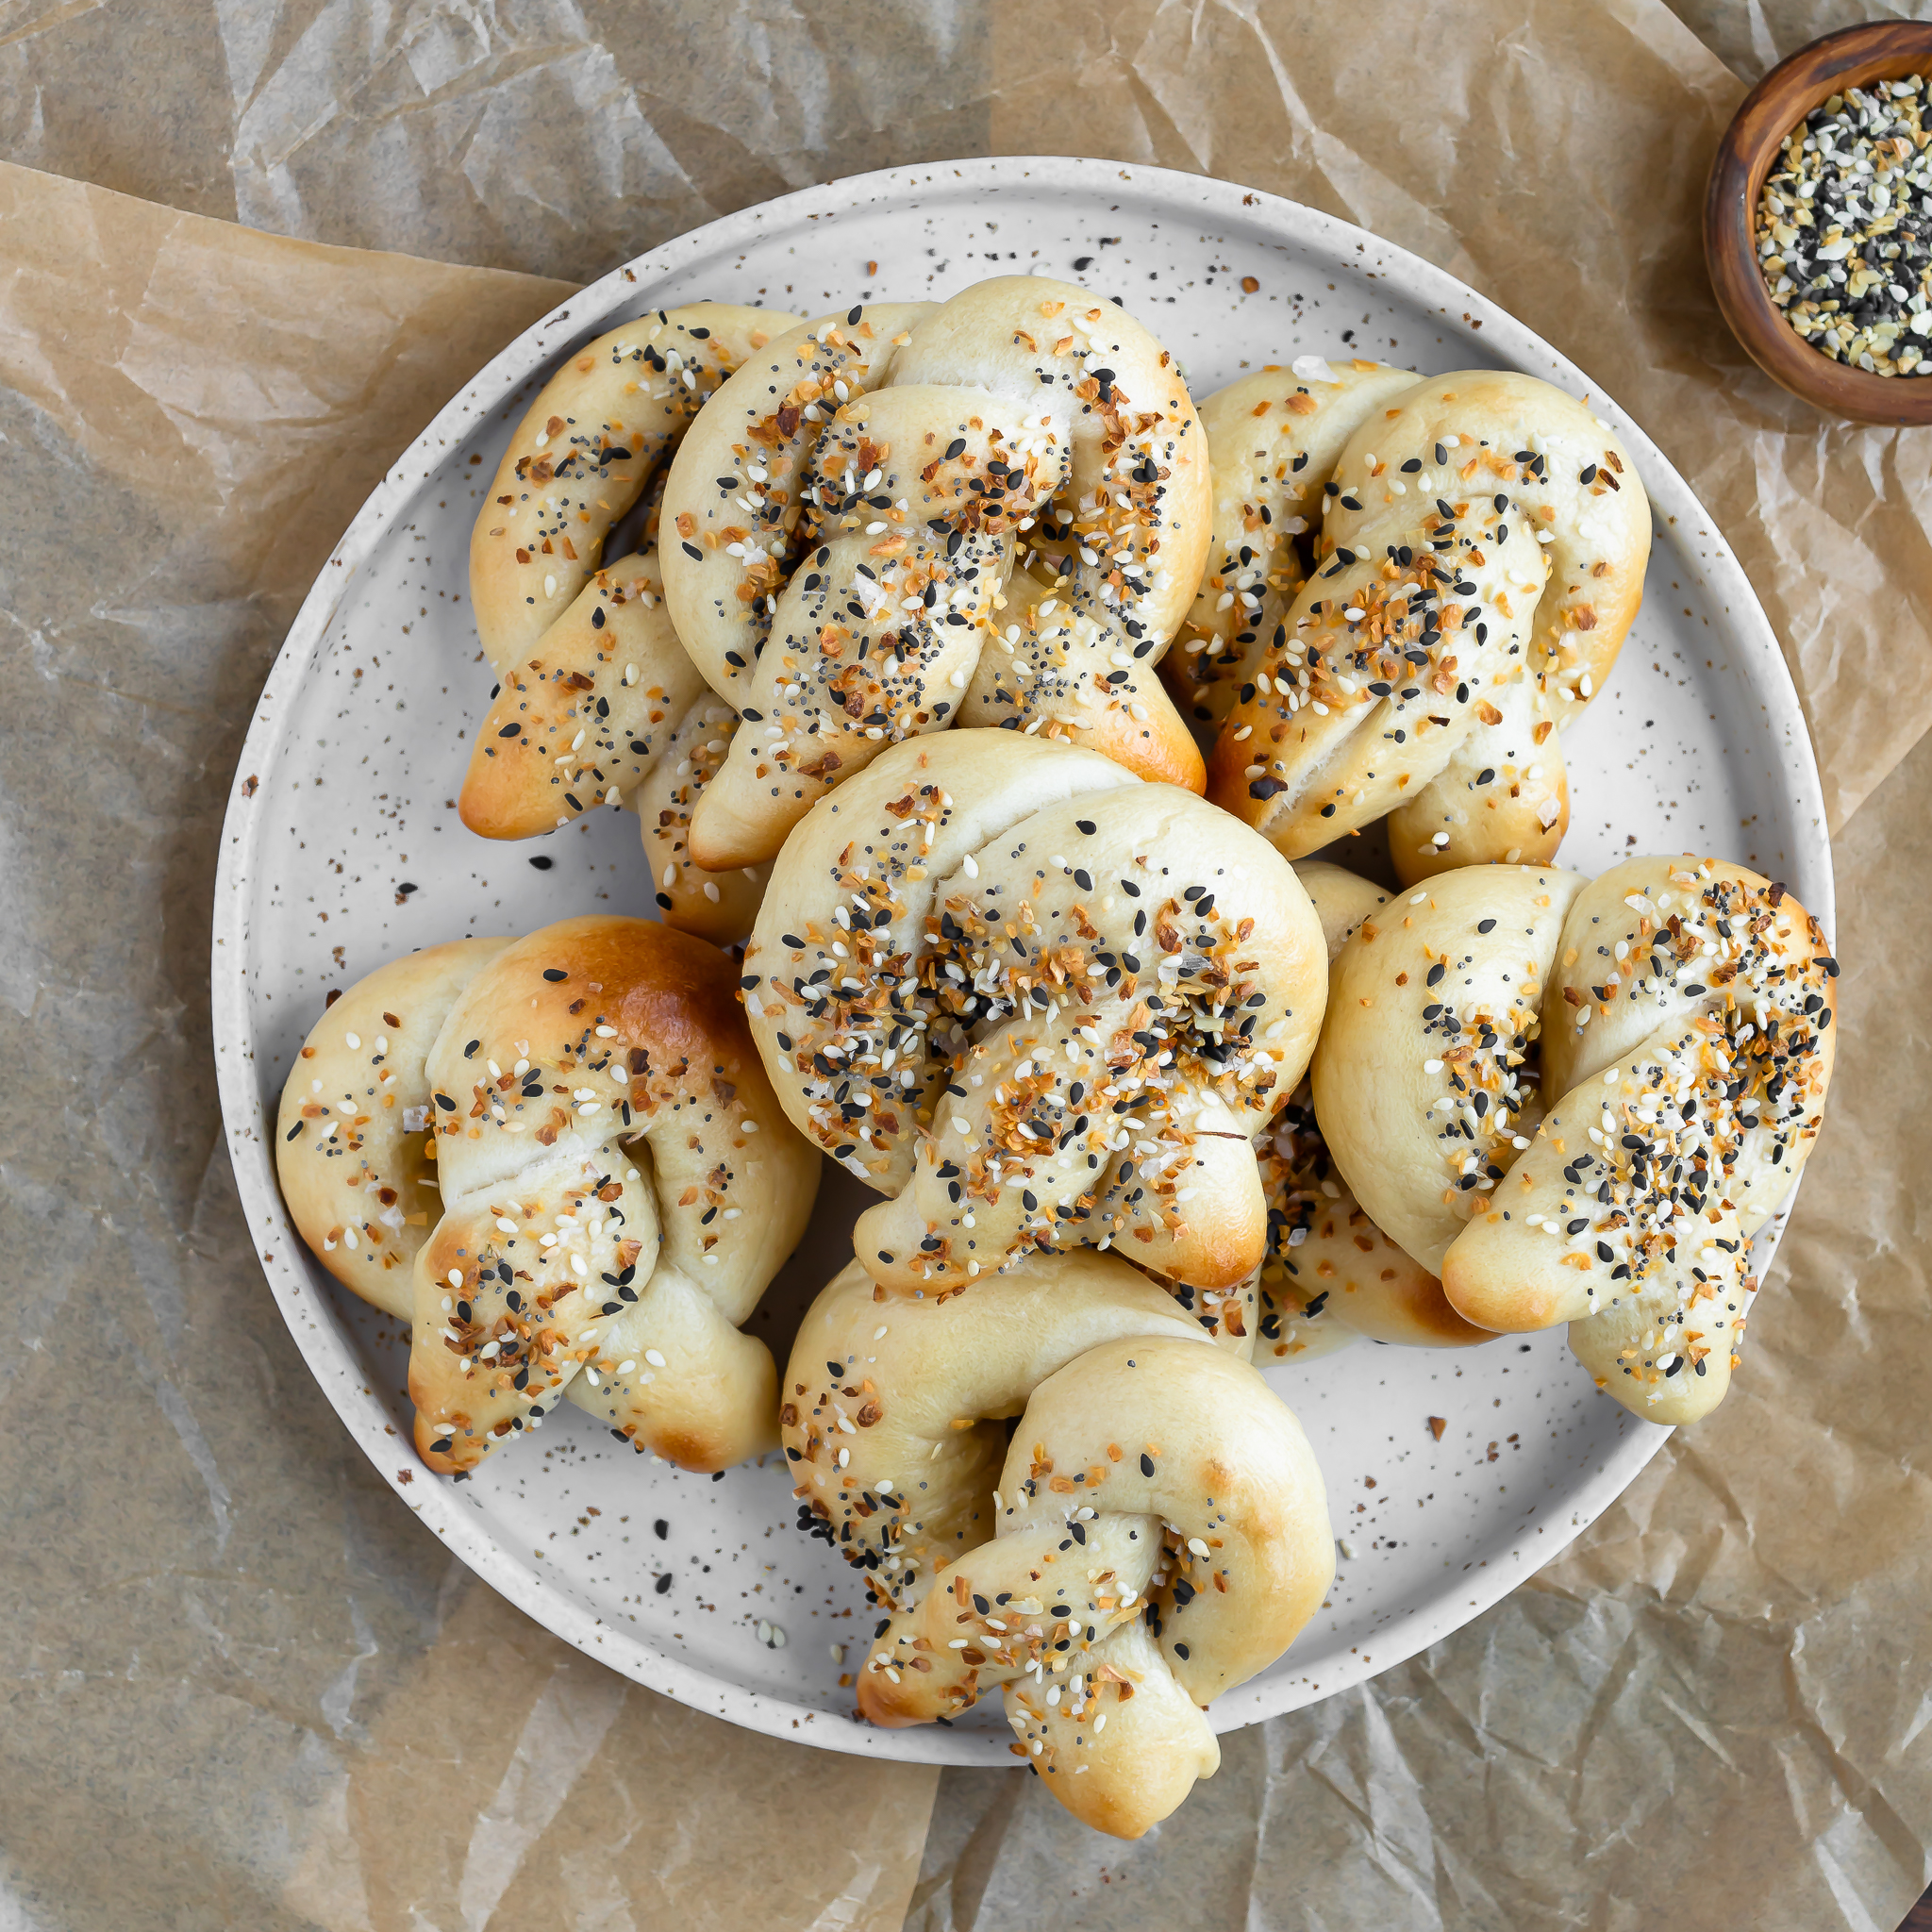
[212,157,1831,1765]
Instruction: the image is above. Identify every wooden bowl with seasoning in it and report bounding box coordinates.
[1705,20,1932,425]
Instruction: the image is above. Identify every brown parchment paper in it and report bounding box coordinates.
[2,2,1930,1927]
[0,163,930,1931]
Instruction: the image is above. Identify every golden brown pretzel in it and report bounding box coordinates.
[658,280,1212,869]
[740,732,1327,1292]
[784,1249,1332,1838]
[469,302,791,682]
[275,917,818,1472]
[1311,858,1837,1421]
[458,547,770,941]
[1200,365,1649,885]
[275,938,512,1318]
[954,573,1206,791]
[460,302,802,937]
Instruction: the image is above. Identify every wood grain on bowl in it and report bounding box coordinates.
[1705,20,1932,425]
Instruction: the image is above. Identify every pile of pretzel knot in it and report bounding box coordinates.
[275,276,1837,1836]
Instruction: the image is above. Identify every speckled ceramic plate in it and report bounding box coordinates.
[211,157,1831,1765]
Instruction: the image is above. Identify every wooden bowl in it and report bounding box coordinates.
[1705,21,1932,425]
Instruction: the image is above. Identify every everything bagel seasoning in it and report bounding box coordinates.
[1754,75,1932,375]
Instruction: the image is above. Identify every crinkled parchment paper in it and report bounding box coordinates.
[0,164,929,1931]
[2,2,1929,1927]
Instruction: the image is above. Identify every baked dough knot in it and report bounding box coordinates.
[461,302,806,941]
[1182,360,1649,886]
[1309,857,1837,1423]
[658,277,1214,870]
[1250,860,1491,1359]
[275,917,818,1472]
[783,1248,1333,1838]
[740,732,1329,1293]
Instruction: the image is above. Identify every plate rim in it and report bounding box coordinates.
[210,152,1832,1767]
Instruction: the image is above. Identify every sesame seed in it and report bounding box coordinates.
[1755,75,1932,377]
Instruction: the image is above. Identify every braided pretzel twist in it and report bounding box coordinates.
[741,732,1327,1293]
[784,1249,1332,1839]
[1198,365,1649,886]
[276,918,818,1473]
[658,279,1211,870]
[1311,858,1836,1422]
[461,302,803,936]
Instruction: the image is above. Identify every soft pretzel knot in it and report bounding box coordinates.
[740,732,1328,1293]
[461,302,804,937]
[658,278,1212,870]
[1252,862,1489,1360]
[784,1250,1333,1838]
[1167,358,1419,744]
[1312,858,1837,1423]
[275,917,818,1474]
[1198,364,1650,886]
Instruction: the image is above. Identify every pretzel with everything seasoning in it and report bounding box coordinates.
[659,278,1212,871]
[1201,366,1649,885]
[460,300,803,938]
[739,731,1328,1294]
[276,917,818,1473]
[1251,861,1489,1359]
[1165,357,1420,745]
[784,1248,1332,1839]
[1311,857,1837,1423]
